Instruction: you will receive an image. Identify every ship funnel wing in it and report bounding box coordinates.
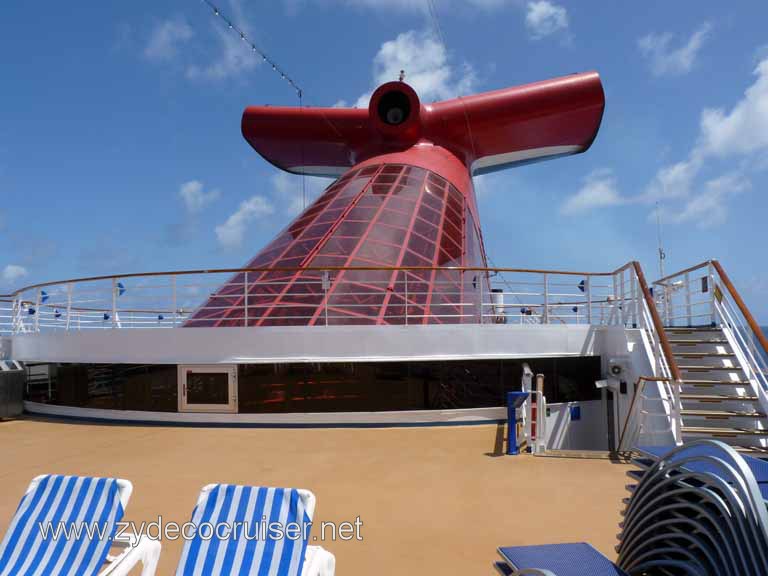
[241,71,604,177]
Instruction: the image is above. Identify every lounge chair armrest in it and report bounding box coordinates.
[99,536,162,576]
[302,545,336,576]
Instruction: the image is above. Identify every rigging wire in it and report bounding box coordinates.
[200,0,303,98]
[426,0,448,53]
[198,0,309,208]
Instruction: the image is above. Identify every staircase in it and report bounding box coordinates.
[666,326,768,449]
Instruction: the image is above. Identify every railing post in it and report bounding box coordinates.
[630,269,638,328]
[243,271,249,327]
[111,278,117,329]
[11,297,19,334]
[322,271,330,327]
[405,273,409,326]
[66,283,72,330]
[34,288,41,332]
[620,270,627,326]
[586,276,593,325]
[708,262,716,326]
[171,276,177,327]
[542,273,549,324]
[684,272,692,327]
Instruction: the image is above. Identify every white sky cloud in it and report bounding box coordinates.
[1,264,28,284]
[271,172,330,215]
[144,17,193,63]
[289,0,511,11]
[186,0,260,80]
[179,180,221,213]
[672,172,750,228]
[561,169,624,215]
[215,196,275,248]
[644,57,768,226]
[525,1,569,40]
[638,23,712,77]
[347,29,475,108]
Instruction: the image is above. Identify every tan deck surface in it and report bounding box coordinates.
[0,418,631,574]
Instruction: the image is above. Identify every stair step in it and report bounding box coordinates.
[668,339,729,344]
[665,327,721,332]
[683,380,751,386]
[735,446,768,458]
[679,366,743,371]
[681,409,765,418]
[682,426,768,437]
[680,394,759,402]
[673,352,736,358]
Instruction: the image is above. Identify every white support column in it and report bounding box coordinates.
[684,272,692,327]
[708,262,716,326]
[542,273,549,324]
[34,289,41,332]
[171,276,178,327]
[66,283,73,331]
[586,276,593,325]
[243,271,249,327]
[111,278,117,329]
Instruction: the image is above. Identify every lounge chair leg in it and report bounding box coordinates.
[303,545,336,576]
[100,537,162,576]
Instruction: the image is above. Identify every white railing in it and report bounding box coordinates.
[0,262,669,333]
[654,260,768,396]
[618,377,682,452]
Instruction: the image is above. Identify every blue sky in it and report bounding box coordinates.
[2,1,768,317]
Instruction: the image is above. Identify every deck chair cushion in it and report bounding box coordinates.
[0,475,124,576]
[176,485,311,576]
[498,543,628,576]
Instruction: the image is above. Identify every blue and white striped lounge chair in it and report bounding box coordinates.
[495,543,628,576]
[0,474,160,576]
[175,484,335,576]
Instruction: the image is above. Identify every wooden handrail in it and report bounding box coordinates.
[711,260,768,359]
[632,261,682,382]
[617,376,675,453]
[653,260,710,286]
[0,262,633,299]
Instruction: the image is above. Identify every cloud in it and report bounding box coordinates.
[644,57,768,226]
[179,180,221,213]
[270,172,329,215]
[672,172,750,228]
[144,17,194,63]
[287,0,511,11]
[561,169,625,215]
[186,0,260,80]
[698,58,768,157]
[348,29,476,108]
[525,1,569,40]
[638,23,712,77]
[215,195,275,248]
[1,265,28,284]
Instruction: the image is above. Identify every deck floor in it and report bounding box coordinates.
[0,418,631,574]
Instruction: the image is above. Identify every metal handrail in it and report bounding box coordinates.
[632,262,682,383]
[0,264,628,300]
[617,376,679,453]
[0,261,656,332]
[711,260,768,361]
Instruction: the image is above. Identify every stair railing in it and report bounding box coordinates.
[622,262,684,446]
[654,260,768,397]
[711,262,768,399]
[617,376,680,453]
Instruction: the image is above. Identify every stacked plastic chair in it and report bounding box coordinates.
[495,440,768,575]
[618,440,768,575]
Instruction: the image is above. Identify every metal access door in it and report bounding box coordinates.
[178,365,238,413]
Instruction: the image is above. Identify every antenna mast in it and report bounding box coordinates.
[655,201,666,278]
